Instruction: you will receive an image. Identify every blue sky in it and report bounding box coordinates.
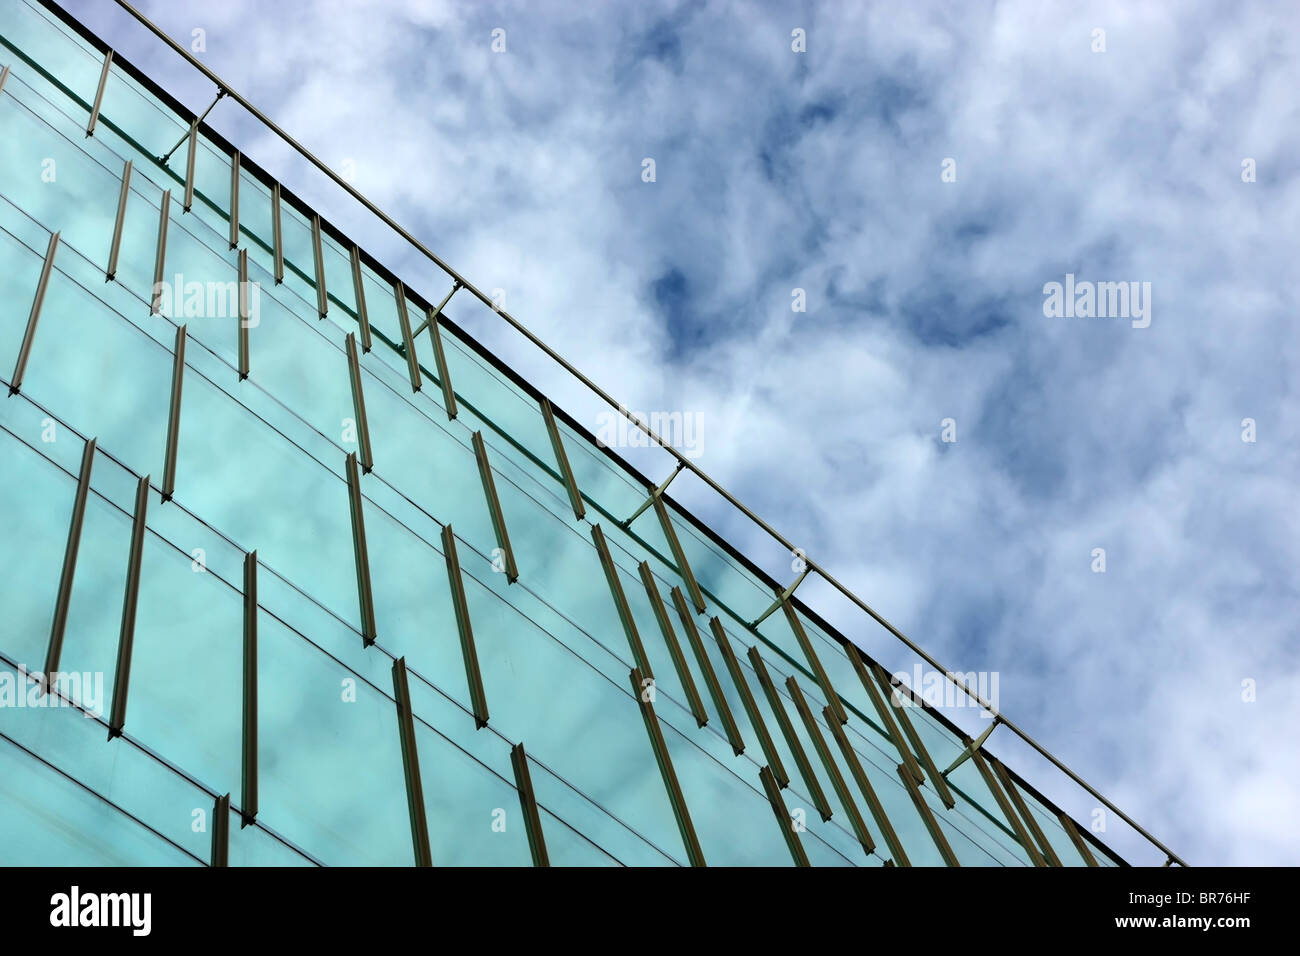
[63,0,1300,865]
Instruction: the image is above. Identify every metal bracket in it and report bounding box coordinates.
[86,49,112,137]
[750,567,811,628]
[620,461,684,528]
[159,87,225,163]
[410,280,461,338]
[415,282,461,420]
[942,715,1001,777]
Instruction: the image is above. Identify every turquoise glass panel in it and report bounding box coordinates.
[0,424,72,673]
[0,735,199,866]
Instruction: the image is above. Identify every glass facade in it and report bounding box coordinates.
[0,0,1161,867]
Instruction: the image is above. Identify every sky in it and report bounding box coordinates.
[56,0,1300,866]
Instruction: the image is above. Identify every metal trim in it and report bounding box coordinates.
[270,181,283,284]
[106,160,131,280]
[653,495,706,614]
[590,524,651,677]
[149,191,169,315]
[344,452,377,645]
[43,437,96,691]
[85,49,112,137]
[510,743,549,867]
[1058,810,1099,867]
[992,756,1062,866]
[473,431,519,583]
[825,708,912,866]
[182,120,197,211]
[710,617,788,788]
[241,551,257,827]
[971,748,1046,867]
[228,151,240,249]
[847,643,925,787]
[237,248,250,379]
[345,332,373,473]
[311,213,327,318]
[872,661,956,810]
[782,598,847,725]
[349,244,371,352]
[785,675,874,856]
[760,764,810,867]
[160,323,185,501]
[425,301,457,420]
[441,524,489,729]
[669,586,742,755]
[394,280,421,392]
[0,64,9,96]
[749,645,831,821]
[893,761,959,867]
[630,666,706,867]
[638,562,707,728]
[211,793,229,867]
[540,397,584,520]
[392,657,433,866]
[10,231,59,395]
[108,474,149,739]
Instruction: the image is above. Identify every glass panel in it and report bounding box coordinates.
[126,508,243,795]
[277,202,318,313]
[0,205,48,381]
[175,366,356,628]
[0,424,74,673]
[535,805,621,867]
[226,809,317,867]
[0,82,123,276]
[362,371,497,554]
[187,128,234,243]
[15,263,173,485]
[97,64,187,170]
[439,332,557,483]
[659,718,797,866]
[256,611,411,865]
[240,268,354,447]
[320,233,358,328]
[455,560,689,865]
[52,466,134,716]
[0,734,199,866]
[414,723,532,866]
[0,662,211,863]
[0,2,106,109]
[237,170,275,281]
